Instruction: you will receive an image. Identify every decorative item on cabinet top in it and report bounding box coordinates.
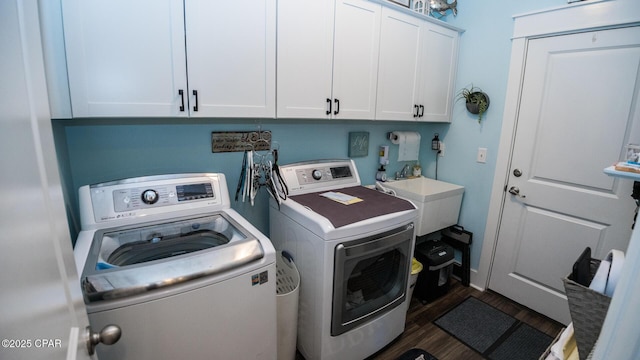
[428,0,458,17]
[413,0,458,18]
[457,85,490,123]
[388,0,410,8]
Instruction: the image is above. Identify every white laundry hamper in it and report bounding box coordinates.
[276,251,300,360]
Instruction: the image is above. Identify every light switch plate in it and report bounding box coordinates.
[477,148,487,163]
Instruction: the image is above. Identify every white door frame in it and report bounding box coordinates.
[476,0,640,292]
[1,1,93,358]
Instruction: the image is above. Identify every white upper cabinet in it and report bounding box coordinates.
[62,0,275,118]
[376,8,422,121]
[376,7,460,122]
[276,0,335,118]
[63,0,187,117]
[417,22,459,122]
[60,0,457,121]
[332,0,381,119]
[277,0,381,119]
[184,1,275,118]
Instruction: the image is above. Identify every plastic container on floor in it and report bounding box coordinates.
[408,257,423,302]
[276,251,300,360]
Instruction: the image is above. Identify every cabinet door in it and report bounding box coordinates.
[185,0,276,118]
[62,0,188,117]
[417,22,459,122]
[276,0,335,119]
[375,8,422,121]
[331,0,381,120]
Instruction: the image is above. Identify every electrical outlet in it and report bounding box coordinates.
[439,142,445,157]
[477,147,487,163]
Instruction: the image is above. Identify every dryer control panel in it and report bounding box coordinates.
[279,159,361,195]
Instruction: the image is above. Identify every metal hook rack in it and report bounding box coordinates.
[234,132,287,207]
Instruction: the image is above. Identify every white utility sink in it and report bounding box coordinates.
[384,177,464,237]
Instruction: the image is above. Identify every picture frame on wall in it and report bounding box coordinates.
[348,132,369,157]
[387,0,410,8]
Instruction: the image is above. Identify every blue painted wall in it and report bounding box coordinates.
[54,0,565,272]
[56,119,433,239]
[425,0,561,270]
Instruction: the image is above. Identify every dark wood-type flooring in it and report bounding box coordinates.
[370,279,564,360]
[295,279,564,360]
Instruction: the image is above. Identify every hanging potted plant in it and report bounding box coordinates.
[457,86,490,123]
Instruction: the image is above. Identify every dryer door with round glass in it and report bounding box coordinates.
[331,223,414,336]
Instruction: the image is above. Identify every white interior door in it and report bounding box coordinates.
[1,1,93,359]
[489,26,640,324]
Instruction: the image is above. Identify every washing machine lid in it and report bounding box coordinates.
[81,212,263,302]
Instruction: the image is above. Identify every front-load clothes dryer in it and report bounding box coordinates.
[269,160,418,360]
[74,173,276,360]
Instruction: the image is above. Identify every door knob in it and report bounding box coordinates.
[508,186,526,198]
[86,324,122,355]
[509,186,527,199]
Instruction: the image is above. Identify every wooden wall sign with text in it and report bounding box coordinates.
[211,131,272,153]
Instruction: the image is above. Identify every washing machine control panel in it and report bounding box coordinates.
[84,174,224,224]
[141,189,159,204]
[111,182,215,212]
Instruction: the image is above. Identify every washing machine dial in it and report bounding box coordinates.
[141,189,159,204]
[312,169,323,180]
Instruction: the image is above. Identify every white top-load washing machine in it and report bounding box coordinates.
[74,173,276,360]
[269,160,418,360]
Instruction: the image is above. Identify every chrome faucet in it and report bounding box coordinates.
[396,164,411,180]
